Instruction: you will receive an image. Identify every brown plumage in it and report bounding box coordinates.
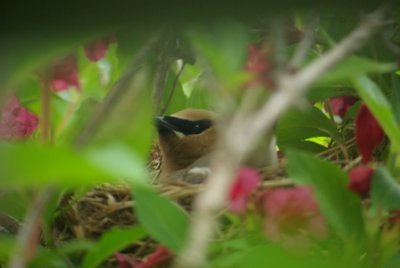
[156,108,217,183]
[155,108,278,183]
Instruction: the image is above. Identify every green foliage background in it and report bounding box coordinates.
[0,4,400,268]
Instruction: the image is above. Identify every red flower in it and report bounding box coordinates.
[355,103,384,163]
[50,55,80,92]
[136,246,172,268]
[84,36,116,62]
[114,252,137,268]
[244,44,274,89]
[0,94,39,140]
[348,165,374,198]
[262,187,326,241]
[326,96,358,118]
[228,167,261,214]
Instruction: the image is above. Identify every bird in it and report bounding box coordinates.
[155,108,217,183]
[155,108,278,184]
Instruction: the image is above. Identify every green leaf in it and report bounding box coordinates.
[352,75,400,153]
[82,227,146,268]
[317,56,395,85]
[31,240,95,268]
[307,86,356,102]
[89,67,154,159]
[371,167,400,210]
[187,83,214,110]
[0,142,111,187]
[30,249,68,268]
[276,106,340,153]
[179,64,202,98]
[161,69,187,115]
[383,253,400,268]
[84,142,149,185]
[57,240,95,255]
[236,245,334,268]
[187,21,248,86]
[390,74,400,124]
[0,236,14,263]
[78,48,109,102]
[286,149,365,240]
[133,186,189,252]
[0,142,150,187]
[0,190,30,219]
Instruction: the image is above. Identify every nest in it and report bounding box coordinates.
[52,139,358,265]
[53,184,136,241]
[52,161,290,242]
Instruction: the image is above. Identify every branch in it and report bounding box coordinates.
[40,73,51,144]
[153,47,173,115]
[174,7,387,268]
[161,62,185,114]
[8,187,53,268]
[0,212,20,235]
[244,7,387,151]
[288,12,318,69]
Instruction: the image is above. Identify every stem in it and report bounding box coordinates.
[174,7,387,268]
[8,70,54,268]
[153,46,173,115]
[161,62,185,115]
[8,188,53,268]
[40,73,51,144]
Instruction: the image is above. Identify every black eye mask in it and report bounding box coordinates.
[156,116,213,135]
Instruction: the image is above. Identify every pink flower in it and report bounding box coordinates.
[355,103,384,163]
[348,165,374,198]
[228,167,261,214]
[136,246,172,268]
[0,94,39,140]
[262,187,326,241]
[84,36,116,62]
[114,252,137,268]
[326,96,358,117]
[244,44,274,89]
[50,55,80,92]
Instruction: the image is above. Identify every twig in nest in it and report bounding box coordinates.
[343,156,362,171]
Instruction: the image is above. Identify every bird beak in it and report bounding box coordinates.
[156,116,185,138]
[156,116,178,132]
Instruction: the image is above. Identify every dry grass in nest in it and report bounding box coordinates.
[51,140,358,262]
[53,160,290,242]
[53,184,136,242]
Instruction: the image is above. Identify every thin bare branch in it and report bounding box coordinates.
[270,17,287,75]
[153,47,174,115]
[8,187,53,268]
[288,12,318,69]
[0,212,20,235]
[161,62,185,115]
[175,7,387,268]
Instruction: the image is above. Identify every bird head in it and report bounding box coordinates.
[156,108,217,178]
